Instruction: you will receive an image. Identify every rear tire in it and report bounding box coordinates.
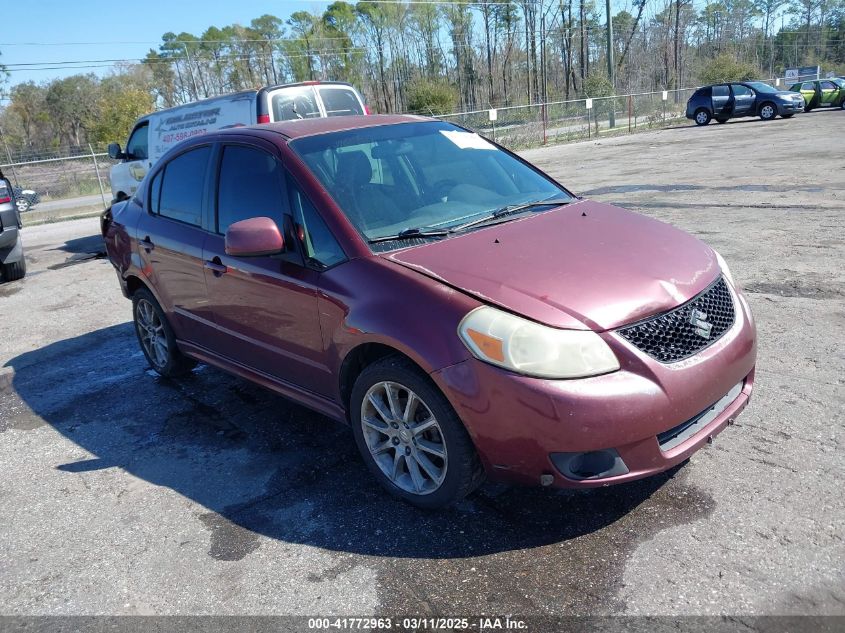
[15,198,30,213]
[694,109,711,126]
[132,287,196,378]
[759,102,777,120]
[2,257,26,281]
[350,356,484,509]
[782,113,794,118]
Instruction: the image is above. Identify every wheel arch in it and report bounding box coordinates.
[339,342,430,414]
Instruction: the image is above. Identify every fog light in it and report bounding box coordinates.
[550,449,629,481]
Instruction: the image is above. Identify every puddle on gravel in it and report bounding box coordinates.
[198,511,262,561]
[743,281,844,299]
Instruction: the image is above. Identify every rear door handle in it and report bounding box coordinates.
[204,259,228,276]
[138,236,154,252]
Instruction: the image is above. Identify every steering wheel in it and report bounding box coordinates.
[432,179,459,202]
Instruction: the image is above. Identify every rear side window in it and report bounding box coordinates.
[126,123,149,160]
[712,85,729,98]
[319,87,364,117]
[216,145,286,233]
[820,81,835,90]
[157,146,210,226]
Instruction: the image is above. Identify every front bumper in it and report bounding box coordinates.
[432,282,757,489]
[779,99,805,113]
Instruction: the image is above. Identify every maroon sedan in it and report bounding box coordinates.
[102,115,756,508]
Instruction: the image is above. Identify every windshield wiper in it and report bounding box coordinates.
[449,199,573,233]
[368,227,449,244]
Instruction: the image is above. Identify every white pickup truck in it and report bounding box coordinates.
[107,81,368,202]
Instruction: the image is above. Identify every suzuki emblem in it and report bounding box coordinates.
[689,309,713,339]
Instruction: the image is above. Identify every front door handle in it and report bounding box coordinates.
[138,236,154,252]
[204,258,228,277]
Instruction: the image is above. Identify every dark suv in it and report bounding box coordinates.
[686,81,805,125]
[0,170,26,282]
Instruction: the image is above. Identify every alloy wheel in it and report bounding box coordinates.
[761,105,775,119]
[696,111,709,124]
[360,381,448,495]
[136,298,169,369]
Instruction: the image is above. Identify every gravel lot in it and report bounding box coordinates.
[0,111,843,619]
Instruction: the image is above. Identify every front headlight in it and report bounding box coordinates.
[458,306,620,379]
[714,250,735,287]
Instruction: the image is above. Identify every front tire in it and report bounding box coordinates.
[759,102,777,120]
[132,288,196,377]
[350,356,484,509]
[694,109,711,126]
[1,257,26,281]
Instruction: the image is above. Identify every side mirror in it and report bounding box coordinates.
[108,142,126,160]
[225,217,285,257]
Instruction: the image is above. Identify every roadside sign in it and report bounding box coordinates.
[488,109,498,122]
[585,98,593,109]
[662,91,668,101]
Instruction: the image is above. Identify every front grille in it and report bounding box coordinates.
[617,276,735,363]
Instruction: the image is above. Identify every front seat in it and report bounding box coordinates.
[334,151,399,233]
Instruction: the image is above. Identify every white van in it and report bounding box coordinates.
[107,81,368,201]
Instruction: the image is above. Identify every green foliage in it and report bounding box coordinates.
[699,54,759,85]
[406,79,458,115]
[85,77,154,145]
[582,74,614,97]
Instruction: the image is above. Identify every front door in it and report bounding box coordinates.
[819,81,837,106]
[137,144,218,347]
[202,142,331,395]
[120,121,151,199]
[730,84,755,116]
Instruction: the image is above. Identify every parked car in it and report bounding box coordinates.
[12,186,40,212]
[0,171,26,281]
[102,115,757,508]
[107,81,368,203]
[788,78,845,111]
[686,81,805,125]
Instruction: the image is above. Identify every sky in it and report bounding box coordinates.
[0,0,334,89]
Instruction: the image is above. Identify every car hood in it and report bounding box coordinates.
[384,199,721,331]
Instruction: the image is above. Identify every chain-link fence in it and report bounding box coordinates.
[437,87,699,150]
[0,143,117,206]
[1,81,797,207]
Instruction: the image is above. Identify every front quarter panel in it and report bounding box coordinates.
[316,256,480,401]
[103,199,143,298]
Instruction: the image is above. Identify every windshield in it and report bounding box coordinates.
[746,82,778,94]
[291,121,571,243]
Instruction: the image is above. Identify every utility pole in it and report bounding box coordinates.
[182,43,200,99]
[606,0,616,128]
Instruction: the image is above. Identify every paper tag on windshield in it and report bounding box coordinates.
[440,130,495,150]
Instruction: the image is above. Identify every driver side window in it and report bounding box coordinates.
[125,123,149,160]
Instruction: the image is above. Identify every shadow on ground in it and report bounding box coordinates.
[1,323,696,561]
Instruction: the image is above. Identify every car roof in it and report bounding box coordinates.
[219,114,437,141]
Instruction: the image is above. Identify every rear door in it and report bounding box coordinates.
[730,84,754,116]
[799,81,817,107]
[711,85,731,117]
[202,140,332,395]
[136,144,218,346]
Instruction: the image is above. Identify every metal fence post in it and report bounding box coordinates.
[0,128,20,186]
[89,143,108,209]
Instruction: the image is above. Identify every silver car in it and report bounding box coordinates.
[0,172,26,281]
